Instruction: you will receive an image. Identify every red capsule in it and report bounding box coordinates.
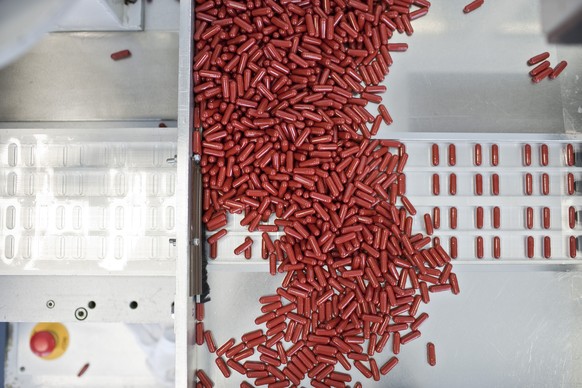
[424,213,434,235]
[543,236,551,259]
[540,144,549,166]
[542,207,551,229]
[570,236,577,258]
[474,144,482,166]
[569,206,576,229]
[196,322,204,345]
[215,357,231,378]
[216,338,235,357]
[474,173,483,195]
[427,343,436,366]
[526,207,534,229]
[526,236,534,259]
[542,173,550,195]
[449,207,457,230]
[432,173,440,195]
[111,49,132,61]
[450,236,458,259]
[463,0,484,13]
[491,144,499,166]
[530,60,550,77]
[196,303,205,321]
[196,370,213,387]
[448,144,456,166]
[449,173,457,195]
[527,52,550,66]
[476,236,484,259]
[450,273,460,294]
[193,131,202,154]
[493,236,501,259]
[567,173,575,195]
[492,206,500,229]
[433,207,441,229]
[533,67,553,83]
[475,206,484,229]
[523,144,532,166]
[380,357,399,375]
[431,143,439,166]
[491,173,499,195]
[524,173,533,195]
[234,237,253,255]
[550,61,568,79]
[566,144,575,166]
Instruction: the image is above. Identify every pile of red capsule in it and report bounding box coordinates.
[193,0,460,385]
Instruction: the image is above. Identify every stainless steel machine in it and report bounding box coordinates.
[1,0,582,387]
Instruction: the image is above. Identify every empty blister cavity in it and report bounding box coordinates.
[8,143,17,167]
[5,235,15,259]
[6,206,16,230]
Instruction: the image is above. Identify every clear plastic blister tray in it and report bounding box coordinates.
[0,128,177,275]
[206,133,582,267]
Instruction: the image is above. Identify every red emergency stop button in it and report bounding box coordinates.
[30,331,56,357]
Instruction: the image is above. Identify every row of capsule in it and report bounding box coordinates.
[430,143,576,167]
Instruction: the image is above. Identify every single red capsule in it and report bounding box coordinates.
[450,236,458,259]
[449,207,458,230]
[569,206,576,229]
[432,174,440,195]
[427,343,436,366]
[476,236,484,259]
[542,207,550,229]
[540,144,549,166]
[449,173,457,195]
[491,144,499,166]
[525,207,534,229]
[491,174,499,195]
[523,144,532,166]
[526,236,534,259]
[524,173,533,195]
[474,144,482,166]
[448,144,456,166]
[541,173,550,195]
[567,173,575,195]
[566,144,575,166]
[475,174,483,195]
[543,236,551,259]
[475,207,484,229]
[431,143,439,166]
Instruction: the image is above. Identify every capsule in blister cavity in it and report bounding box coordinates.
[474,174,483,195]
[449,207,457,230]
[570,236,577,258]
[567,173,575,195]
[492,206,500,229]
[523,144,532,166]
[433,207,440,229]
[474,144,482,166]
[431,144,439,166]
[543,236,551,259]
[475,207,483,229]
[491,144,499,166]
[491,174,499,195]
[448,144,456,166]
[569,206,576,229]
[524,173,533,195]
[476,236,484,259]
[542,207,550,229]
[540,144,549,166]
[525,207,534,229]
[432,174,440,196]
[450,236,458,259]
[449,173,457,195]
[541,173,550,195]
[566,144,575,166]
[526,236,534,258]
